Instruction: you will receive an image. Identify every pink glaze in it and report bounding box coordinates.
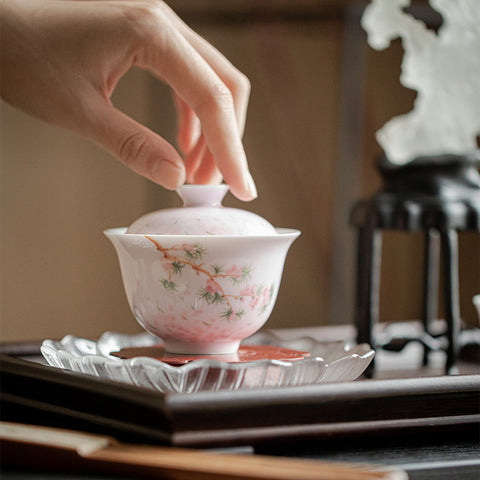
[105,185,300,355]
[127,185,276,236]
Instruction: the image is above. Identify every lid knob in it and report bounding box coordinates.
[177,184,229,207]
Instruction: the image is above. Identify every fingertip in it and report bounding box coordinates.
[177,128,196,155]
[151,158,186,190]
[229,171,258,202]
[184,135,207,183]
[174,95,201,154]
[245,171,258,199]
[192,149,223,185]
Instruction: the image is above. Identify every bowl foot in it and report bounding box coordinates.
[163,339,241,355]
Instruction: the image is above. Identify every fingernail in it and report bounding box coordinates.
[245,171,258,199]
[153,160,186,190]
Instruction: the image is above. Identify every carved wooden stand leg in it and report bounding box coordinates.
[441,229,461,375]
[355,226,382,377]
[351,153,479,376]
[355,226,463,376]
[422,229,440,366]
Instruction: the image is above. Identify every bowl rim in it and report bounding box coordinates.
[104,227,301,239]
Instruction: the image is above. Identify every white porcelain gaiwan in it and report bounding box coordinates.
[105,185,300,355]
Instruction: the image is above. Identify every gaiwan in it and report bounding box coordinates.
[105,185,300,355]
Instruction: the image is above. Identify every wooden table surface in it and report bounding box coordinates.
[1,323,479,480]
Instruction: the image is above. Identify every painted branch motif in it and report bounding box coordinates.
[145,236,274,321]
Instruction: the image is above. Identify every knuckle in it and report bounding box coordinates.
[232,71,251,99]
[214,84,235,108]
[196,82,235,116]
[121,1,166,38]
[219,66,250,102]
[118,132,149,168]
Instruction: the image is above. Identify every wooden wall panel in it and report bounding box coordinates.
[1,2,478,343]
[0,69,154,341]
[192,19,343,329]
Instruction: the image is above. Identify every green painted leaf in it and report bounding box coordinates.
[210,264,224,275]
[198,289,225,305]
[160,279,178,292]
[184,243,207,260]
[172,261,185,274]
[220,308,233,320]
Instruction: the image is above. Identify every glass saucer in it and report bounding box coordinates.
[41,331,374,394]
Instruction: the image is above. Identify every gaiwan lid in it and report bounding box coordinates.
[127,185,276,235]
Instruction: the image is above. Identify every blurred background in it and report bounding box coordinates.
[1,0,478,342]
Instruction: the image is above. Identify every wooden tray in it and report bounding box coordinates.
[1,353,479,448]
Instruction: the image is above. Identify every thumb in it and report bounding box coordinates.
[85,102,186,189]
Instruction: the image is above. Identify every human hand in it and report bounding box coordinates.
[0,0,256,201]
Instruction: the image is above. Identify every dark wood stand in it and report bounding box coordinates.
[350,152,480,375]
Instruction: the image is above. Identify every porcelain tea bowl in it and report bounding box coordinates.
[105,185,300,355]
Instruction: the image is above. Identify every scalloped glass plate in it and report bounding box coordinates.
[41,331,374,394]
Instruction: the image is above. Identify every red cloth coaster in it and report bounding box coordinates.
[111,345,310,365]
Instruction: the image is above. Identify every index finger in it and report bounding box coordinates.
[133,14,256,201]
[160,2,250,135]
